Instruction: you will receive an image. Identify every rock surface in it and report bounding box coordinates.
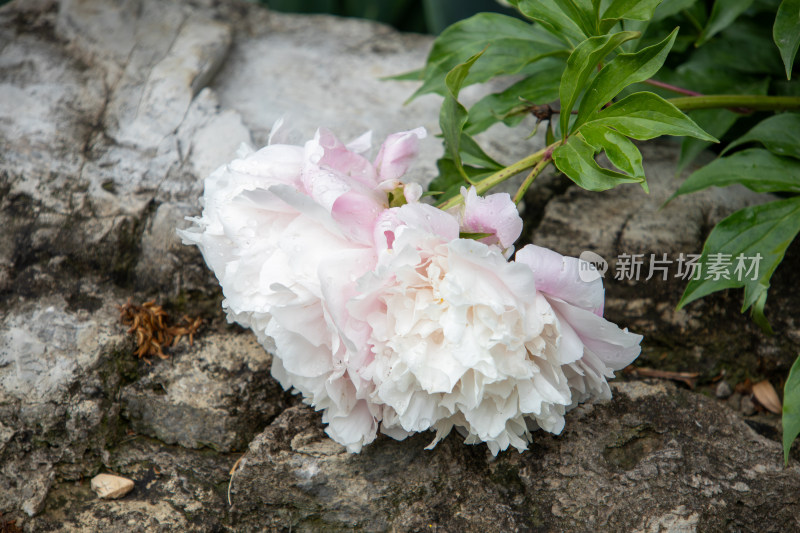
[1,0,799,531]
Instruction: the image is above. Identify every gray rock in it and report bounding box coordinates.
[740,395,757,416]
[120,331,291,452]
[228,382,800,532]
[715,380,733,399]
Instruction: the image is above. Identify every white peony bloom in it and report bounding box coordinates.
[181,123,641,455]
[180,126,425,452]
[350,202,642,455]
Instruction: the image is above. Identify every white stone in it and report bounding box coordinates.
[91,474,135,500]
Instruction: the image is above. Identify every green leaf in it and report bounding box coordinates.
[573,28,678,133]
[584,91,717,141]
[783,353,800,464]
[600,0,664,33]
[552,134,644,190]
[697,0,755,46]
[673,148,800,198]
[384,68,424,82]
[440,50,485,180]
[510,0,587,45]
[723,113,800,159]
[678,196,800,332]
[651,0,698,22]
[692,19,785,76]
[775,0,800,79]
[429,159,493,201]
[559,31,641,139]
[459,231,495,240]
[678,109,739,171]
[465,59,563,135]
[459,133,503,170]
[663,73,769,171]
[553,0,598,37]
[409,13,566,100]
[580,123,645,178]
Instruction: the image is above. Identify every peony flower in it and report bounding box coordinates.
[182,124,641,456]
[180,126,425,452]
[350,199,642,455]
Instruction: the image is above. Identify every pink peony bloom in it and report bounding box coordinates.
[182,124,641,455]
[452,186,524,251]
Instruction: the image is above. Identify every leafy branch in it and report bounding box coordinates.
[400,0,800,461]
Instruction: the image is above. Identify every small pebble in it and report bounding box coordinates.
[715,380,733,399]
[740,396,756,416]
[91,473,134,499]
[728,393,742,411]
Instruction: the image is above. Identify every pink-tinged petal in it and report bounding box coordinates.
[372,202,460,253]
[548,299,642,371]
[457,187,523,249]
[311,128,378,187]
[346,130,372,154]
[331,191,386,245]
[515,244,604,315]
[301,165,352,212]
[394,202,460,242]
[374,127,426,182]
[372,209,402,254]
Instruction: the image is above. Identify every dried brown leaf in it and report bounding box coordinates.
[752,380,782,414]
[119,300,203,361]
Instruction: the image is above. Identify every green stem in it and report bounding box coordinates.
[513,155,554,205]
[437,144,557,210]
[668,95,800,112]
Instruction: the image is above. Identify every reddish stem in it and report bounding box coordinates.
[644,78,703,97]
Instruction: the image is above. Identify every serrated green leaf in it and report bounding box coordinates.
[783,353,800,464]
[600,0,664,33]
[573,28,678,133]
[580,123,645,177]
[465,59,563,135]
[584,91,717,141]
[697,0,755,46]
[552,134,644,190]
[673,148,800,198]
[559,31,641,139]
[410,13,566,101]
[440,50,485,180]
[678,196,800,332]
[510,0,588,44]
[775,0,800,79]
[723,113,800,159]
